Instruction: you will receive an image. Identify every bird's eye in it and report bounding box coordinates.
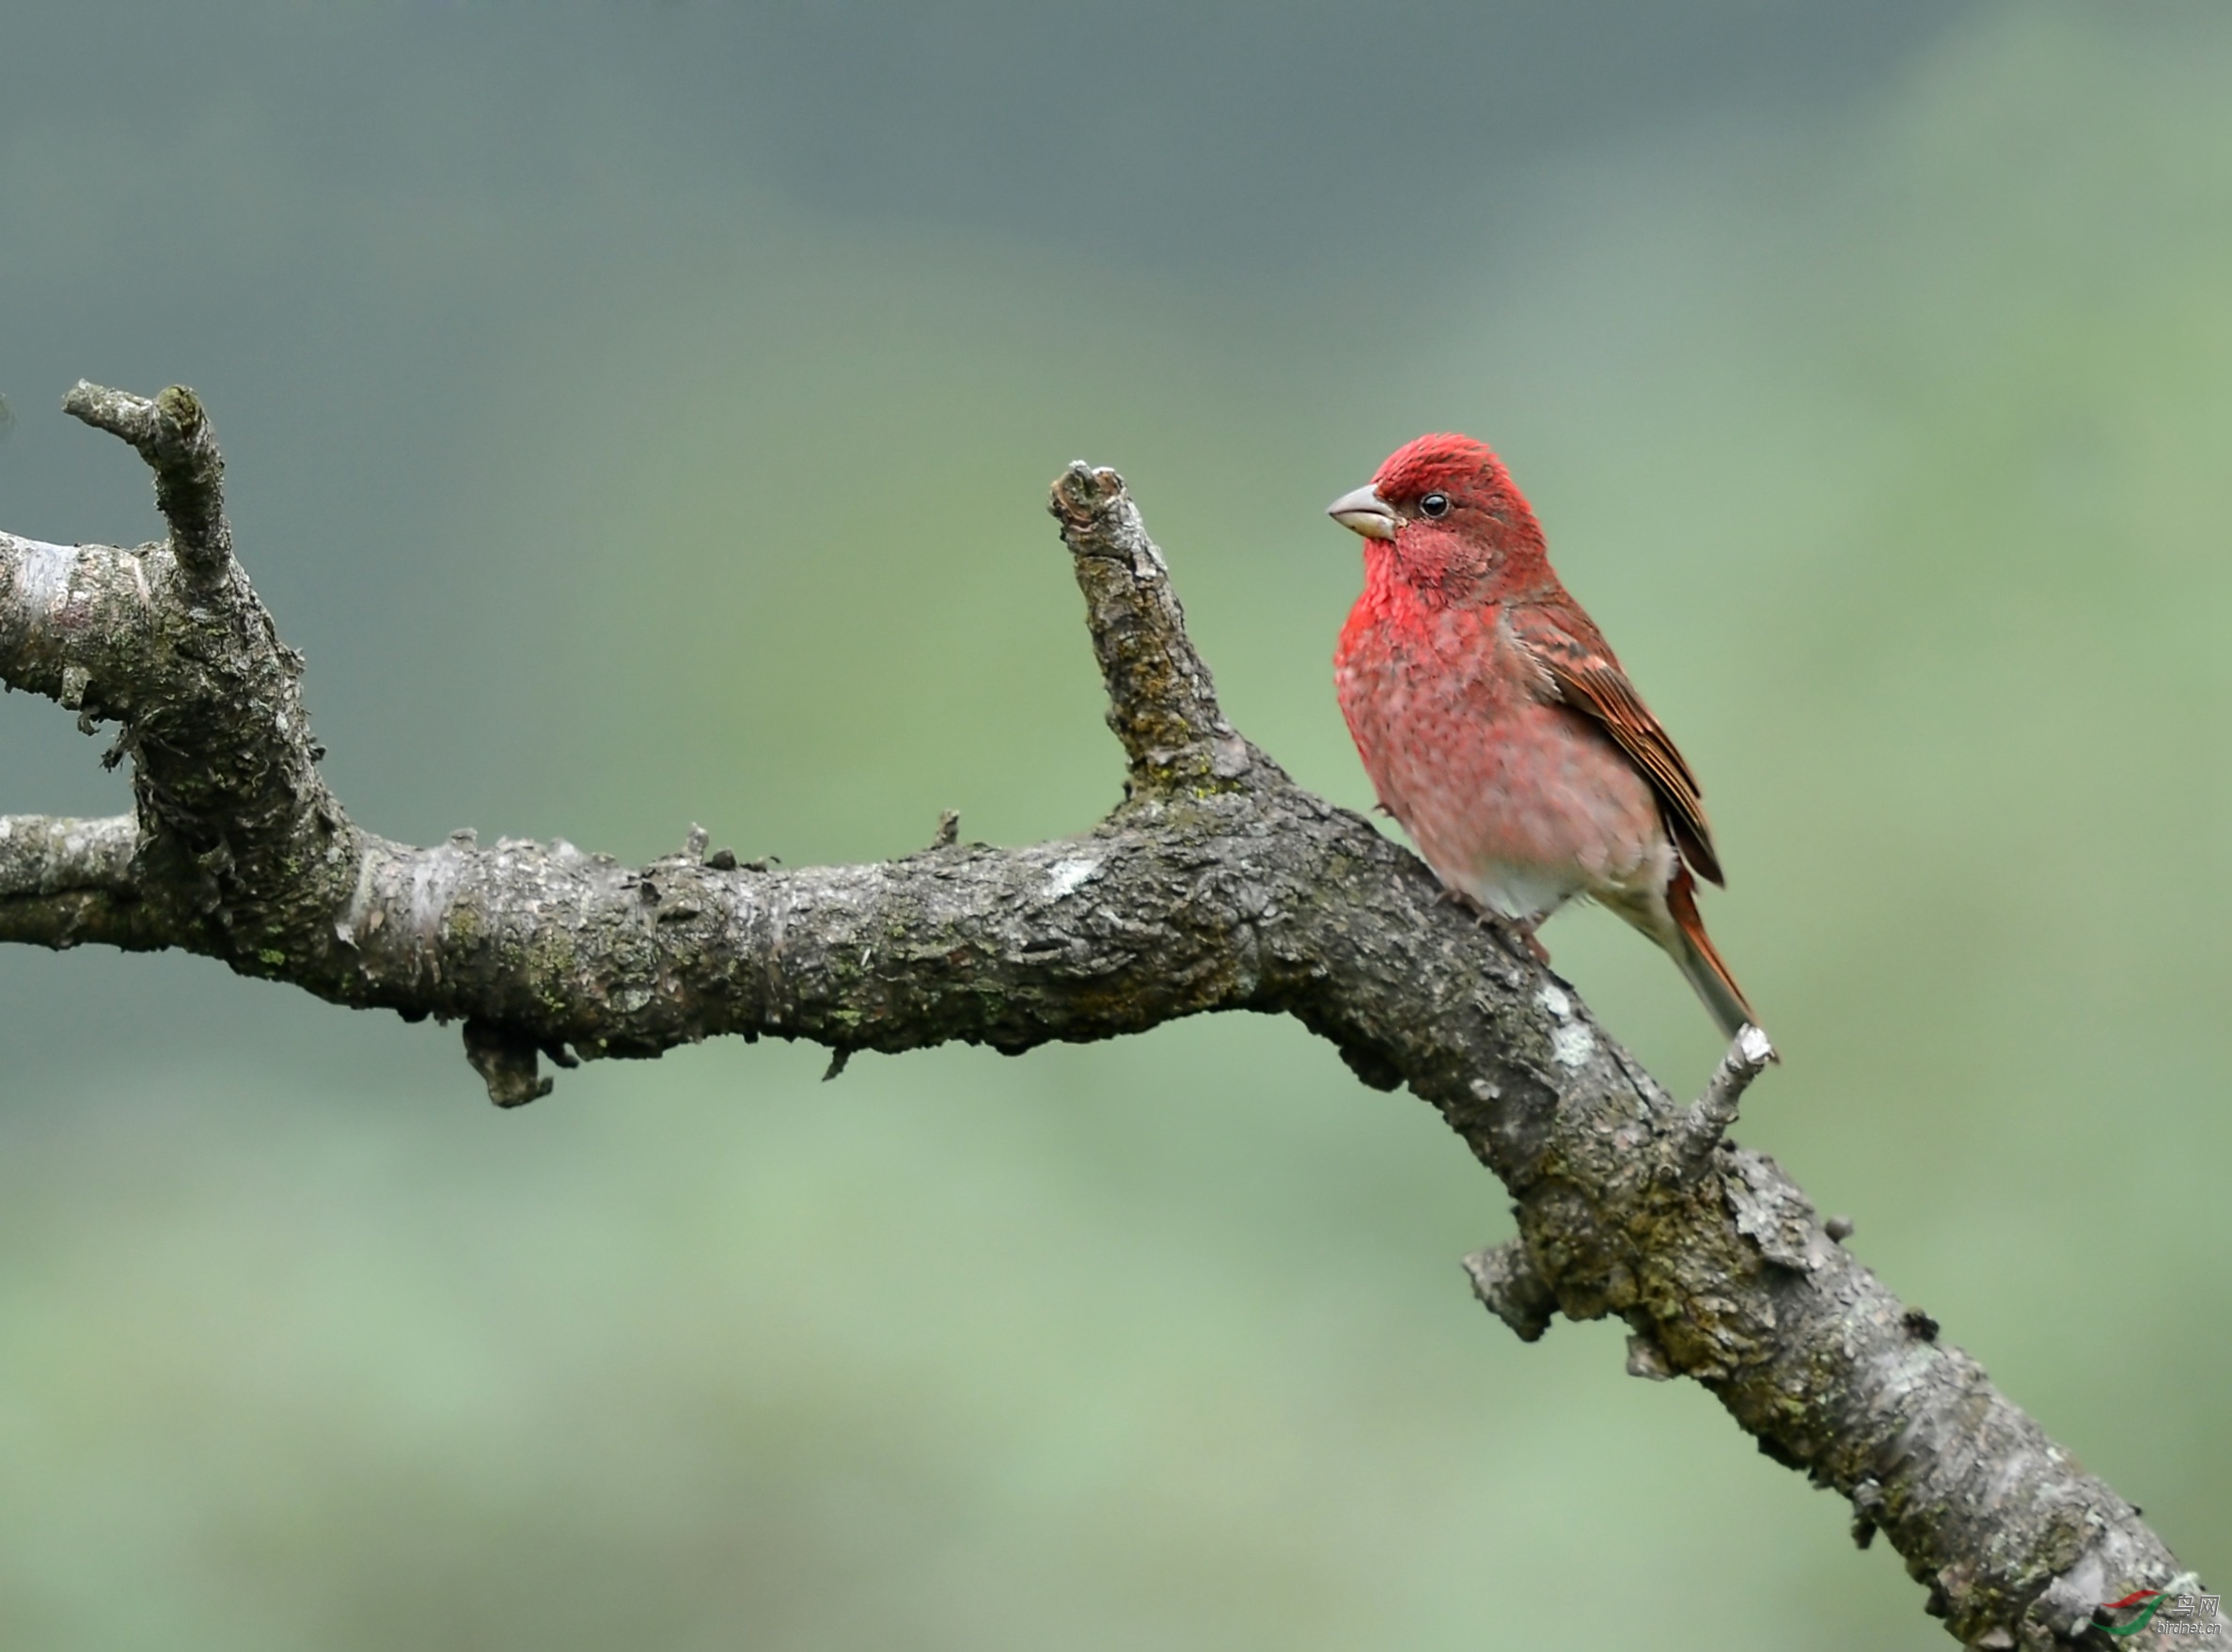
[1418,492,1450,519]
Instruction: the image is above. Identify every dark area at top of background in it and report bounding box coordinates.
[8,1,1975,280]
[673,0,1974,271]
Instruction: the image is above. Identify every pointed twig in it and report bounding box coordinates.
[1678,1022,1778,1161]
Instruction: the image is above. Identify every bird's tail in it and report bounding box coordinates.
[1663,864,1762,1044]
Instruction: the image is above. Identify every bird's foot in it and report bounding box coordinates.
[1436,887,1551,965]
[1435,884,1490,921]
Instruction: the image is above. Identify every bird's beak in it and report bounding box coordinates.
[1327,484,1399,541]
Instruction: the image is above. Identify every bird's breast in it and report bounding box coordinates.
[1335,597,1667,919]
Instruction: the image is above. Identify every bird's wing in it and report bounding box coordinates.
[1508,601,1723,887]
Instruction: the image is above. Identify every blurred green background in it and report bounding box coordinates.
[4,3,2227,1646]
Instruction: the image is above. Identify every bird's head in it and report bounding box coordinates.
[1327,433,1548,599]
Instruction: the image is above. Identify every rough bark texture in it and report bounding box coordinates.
[0,386,2208,1648]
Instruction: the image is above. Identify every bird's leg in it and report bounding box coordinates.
[1436,886,1551,966]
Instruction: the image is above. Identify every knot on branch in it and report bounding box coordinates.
[1463,1236,1557,1342]
[1048,463,1250,795]
[463,1019,556,1109]
[64,381,231,576]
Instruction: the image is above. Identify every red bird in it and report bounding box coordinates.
[1328,433,1761,1043]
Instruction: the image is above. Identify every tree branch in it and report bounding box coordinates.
[0,385,2205,1648]
[62,381,232,576]
[1049,462,1250,791]
[0,811,152,949]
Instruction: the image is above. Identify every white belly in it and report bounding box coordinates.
[1454,859,1588,925]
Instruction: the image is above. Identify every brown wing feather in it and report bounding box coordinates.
[1508,602,1724,887]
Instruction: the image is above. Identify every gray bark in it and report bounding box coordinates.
[0,385,2208,1648]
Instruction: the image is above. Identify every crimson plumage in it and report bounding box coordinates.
[1328,433,1760,1041]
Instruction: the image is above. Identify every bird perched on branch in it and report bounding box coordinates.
[1328,433,1762,1043]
